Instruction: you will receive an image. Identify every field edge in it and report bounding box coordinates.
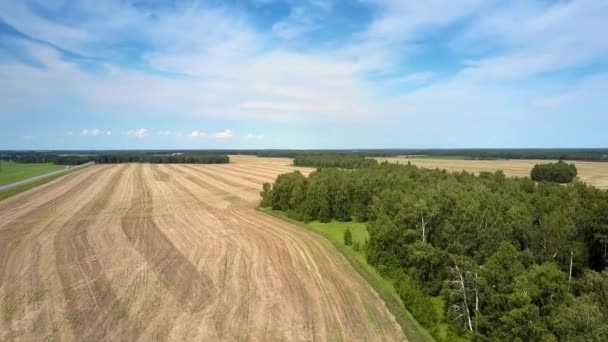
[258,207,434,342]
[0,163,94,202]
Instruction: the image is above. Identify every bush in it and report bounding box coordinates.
[530,161,577,183]
[353,240,361,252]
[394,273,438,328]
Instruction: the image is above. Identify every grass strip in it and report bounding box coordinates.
[0,164,94,202]
[259,208,435,342]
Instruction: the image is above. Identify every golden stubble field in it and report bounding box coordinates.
[0,156,405,341]
[377,157,608,189]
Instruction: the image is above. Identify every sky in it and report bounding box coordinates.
[0,0,607,150]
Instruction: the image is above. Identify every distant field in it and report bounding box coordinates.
[377,157,608,189]
[0,162,64,186]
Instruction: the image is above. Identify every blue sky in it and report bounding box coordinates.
[0,0,606,149]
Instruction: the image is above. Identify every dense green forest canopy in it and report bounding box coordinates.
[0,152,229,165]
[531,161,578,183]
[261,162,608,341]
[293,155,378,168]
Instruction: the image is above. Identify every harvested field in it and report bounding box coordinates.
[0,156,405,341]
[377,157,608,189]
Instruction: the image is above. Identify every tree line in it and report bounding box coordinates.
[1,153,229,165]
[93,153,229,164]
[260,162,608,341]
[4,148,608,162]
[293,155,378,168]
[531,161,578,183]
[252,148,608,161]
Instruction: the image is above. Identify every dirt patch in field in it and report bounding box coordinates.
[0,160,405,341]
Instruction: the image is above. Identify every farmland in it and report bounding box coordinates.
[0,156,405,341]
[376,157,608,189]
[0,162,64,186]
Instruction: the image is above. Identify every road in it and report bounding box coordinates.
[0,162,94,192]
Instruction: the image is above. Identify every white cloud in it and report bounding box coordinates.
[187,130,207,138]
[187,129,233,139]
[214,129,233,139]
[81,128,111,136]
[127,128,148,139]
[0,0,606,141]
[157,130,178,136]
[22,134,33,140]
[246,133,264,140]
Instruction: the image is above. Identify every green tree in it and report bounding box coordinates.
[344,227,353,246]
[551,295,608,341]
[318,198,331,223]
[531,161,578,183]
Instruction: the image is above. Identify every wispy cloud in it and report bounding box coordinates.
[81,128,111,136]
[214,129,233,139]
[0,0,606,148]
[187,129,233,139]
[246,133,264,140]
[187,130,207,138]
[156,130,181,137]
[127,128,148,139]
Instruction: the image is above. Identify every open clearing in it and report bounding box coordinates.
[0,155,405,341]
[0,162,65,186]
[377,157,608,189]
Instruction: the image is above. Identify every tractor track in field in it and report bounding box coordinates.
[0,157,406,341]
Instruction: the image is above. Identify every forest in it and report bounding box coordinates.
[93,153,229,164]
[531,161,578,183]
[0,152,229,164]
[260,162,608,341]
[293,155,378,168]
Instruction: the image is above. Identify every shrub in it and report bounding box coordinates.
[394,273,438,328]
[353,239,361,252]
[530,161,577,183]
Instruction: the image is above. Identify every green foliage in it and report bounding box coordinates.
[394,272,438,329]
[261,160,608,341]
[531,161,578,183]
[293,154,378,168]
[353,239,361,252]
[0,152,229,165]
[94,153,229,164]
[264,209,434,342]
[344,227,353,246]
[551,295,608,341]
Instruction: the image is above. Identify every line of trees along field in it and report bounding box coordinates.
[2,153,229,165]
[293,155,378,168]
[93,154,229,164]
[261,163,608,341]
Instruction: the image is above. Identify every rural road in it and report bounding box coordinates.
[0,162,94,192]
[0,156,406,341]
